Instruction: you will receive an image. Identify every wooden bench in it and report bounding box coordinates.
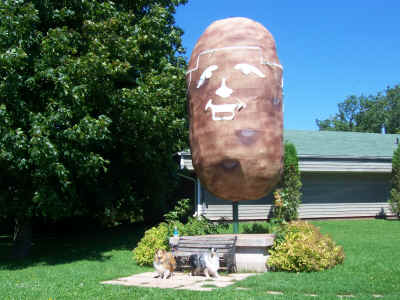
[169,235,237,272]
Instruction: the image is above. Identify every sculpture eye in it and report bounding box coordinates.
[234,64,265,78]
[197,65,218,88]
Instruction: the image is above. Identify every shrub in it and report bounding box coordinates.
[272,143,302,222]
[164,198,193,223]
[132,223,171,266]
[267,221,345,272]
[241,220,287,243]
[242,221,274,234]
[182,216,224,235]
[272,189,286,223]
[389,143,400,217]
[389,190,400,217]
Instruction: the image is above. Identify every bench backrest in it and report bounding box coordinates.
[172,235,237,257]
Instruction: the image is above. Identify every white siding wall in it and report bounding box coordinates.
[299,159,392,173]
[203,203,392,220]
[202,172,393,220]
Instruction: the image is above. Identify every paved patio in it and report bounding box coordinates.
[101,271,257,291]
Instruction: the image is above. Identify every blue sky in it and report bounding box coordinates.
[174,1,400,130]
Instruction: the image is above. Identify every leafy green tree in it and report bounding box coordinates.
[389,143,400,217]
[316,96,361,131]
[0,0,188,258]
[273,142,302,222]
[316,85,400,134]
[384,85,400,134]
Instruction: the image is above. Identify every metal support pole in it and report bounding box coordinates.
[233,201,239,234]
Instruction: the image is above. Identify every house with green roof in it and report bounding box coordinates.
[179,130,399,219]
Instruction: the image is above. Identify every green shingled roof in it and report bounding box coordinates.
[284,130,400,158]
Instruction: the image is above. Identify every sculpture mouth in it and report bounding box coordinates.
[220,159,239,170]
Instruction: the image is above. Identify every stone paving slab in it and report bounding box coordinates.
[101,272,256,291]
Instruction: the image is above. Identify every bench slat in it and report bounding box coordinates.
[176,243,234,248]
[174,247,234,254]
[174,251,233,257]
[179,236,235,243]
[178,239,235,243]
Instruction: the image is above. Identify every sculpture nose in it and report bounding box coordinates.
[236,129,260,145]
[216,78,233,98]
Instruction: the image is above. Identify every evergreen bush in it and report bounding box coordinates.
[389,143,400,217]
[273,142,302,222]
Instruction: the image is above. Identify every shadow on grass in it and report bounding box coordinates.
[0,223,146,270]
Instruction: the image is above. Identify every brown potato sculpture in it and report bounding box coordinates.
[187,17,283,201]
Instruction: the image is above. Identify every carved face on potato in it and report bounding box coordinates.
[187,17,283,201]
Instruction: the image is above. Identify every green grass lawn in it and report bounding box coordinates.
[1,219,399,299]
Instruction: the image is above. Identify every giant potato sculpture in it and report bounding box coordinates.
[187,17,283,201]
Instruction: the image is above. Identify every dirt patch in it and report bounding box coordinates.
[101,272,256,291]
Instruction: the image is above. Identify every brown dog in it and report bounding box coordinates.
[153,249,176,279]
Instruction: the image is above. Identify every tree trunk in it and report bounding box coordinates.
[13,217,32,260]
